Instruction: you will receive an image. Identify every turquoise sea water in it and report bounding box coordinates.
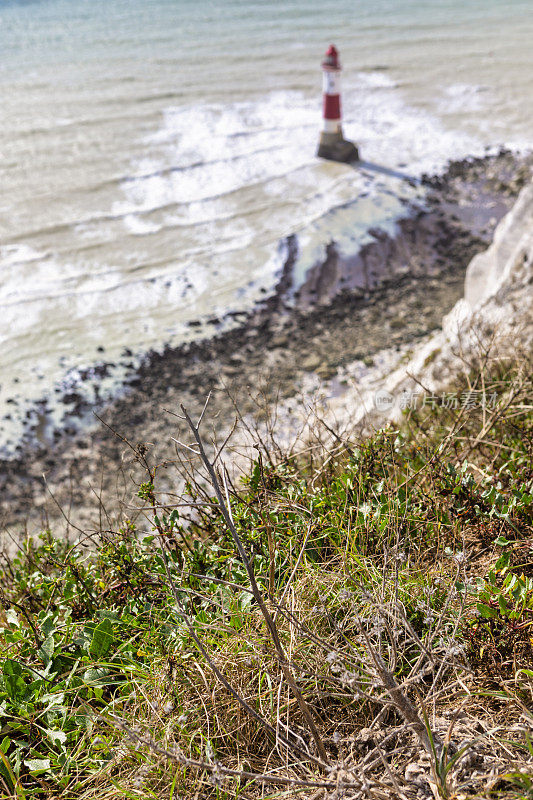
[0,0,532,451]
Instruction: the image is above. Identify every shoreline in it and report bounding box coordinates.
[1,148,531,530]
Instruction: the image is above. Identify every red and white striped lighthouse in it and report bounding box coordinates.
[317,45,359,163]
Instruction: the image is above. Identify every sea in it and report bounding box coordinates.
[1,0,532,454]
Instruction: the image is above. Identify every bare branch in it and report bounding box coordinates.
[180,403,329,765]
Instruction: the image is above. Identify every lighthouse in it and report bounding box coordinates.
[317,45,359,163]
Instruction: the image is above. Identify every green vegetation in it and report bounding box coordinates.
[0,358,531,799]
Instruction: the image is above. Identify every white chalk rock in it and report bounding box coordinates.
[465,180,533,308]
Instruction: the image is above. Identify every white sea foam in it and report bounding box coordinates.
[0,243,43,268]
[344,73,483,175]
[123,214,162,235]
[0,78,491,452]
[114,77,482,258]
[440,83,488,114]
[117,94,317,218]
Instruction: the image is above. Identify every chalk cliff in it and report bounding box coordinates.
[255,176,533,450]
[340,176,533,430]
[465,180,533,309]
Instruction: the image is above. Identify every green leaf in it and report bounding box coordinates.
[46,729,67,746]
[2,660,26,702]
[495,551,511,571]
[73,713,93,734]
[5,610,19,628]
[477,603,497,619]
[512,581,526,601]
[83,667,110,686]
[230,613,243,630]
[39,635,55,666]
[494,535,511,546]
[89,618,114,659]
[41,692,65,708]
[498,595,508,615]
[24,758,50,774]
[40,613,57,639]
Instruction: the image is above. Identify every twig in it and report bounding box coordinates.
[180,403,329,764]
[156,535,326,768]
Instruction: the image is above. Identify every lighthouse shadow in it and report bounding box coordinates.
[354,159,420,187]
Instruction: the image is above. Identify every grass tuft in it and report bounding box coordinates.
[0,356,531,798]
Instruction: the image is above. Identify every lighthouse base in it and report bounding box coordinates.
[317,131,359,163]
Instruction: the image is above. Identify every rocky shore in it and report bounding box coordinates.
[1,149,531,534]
